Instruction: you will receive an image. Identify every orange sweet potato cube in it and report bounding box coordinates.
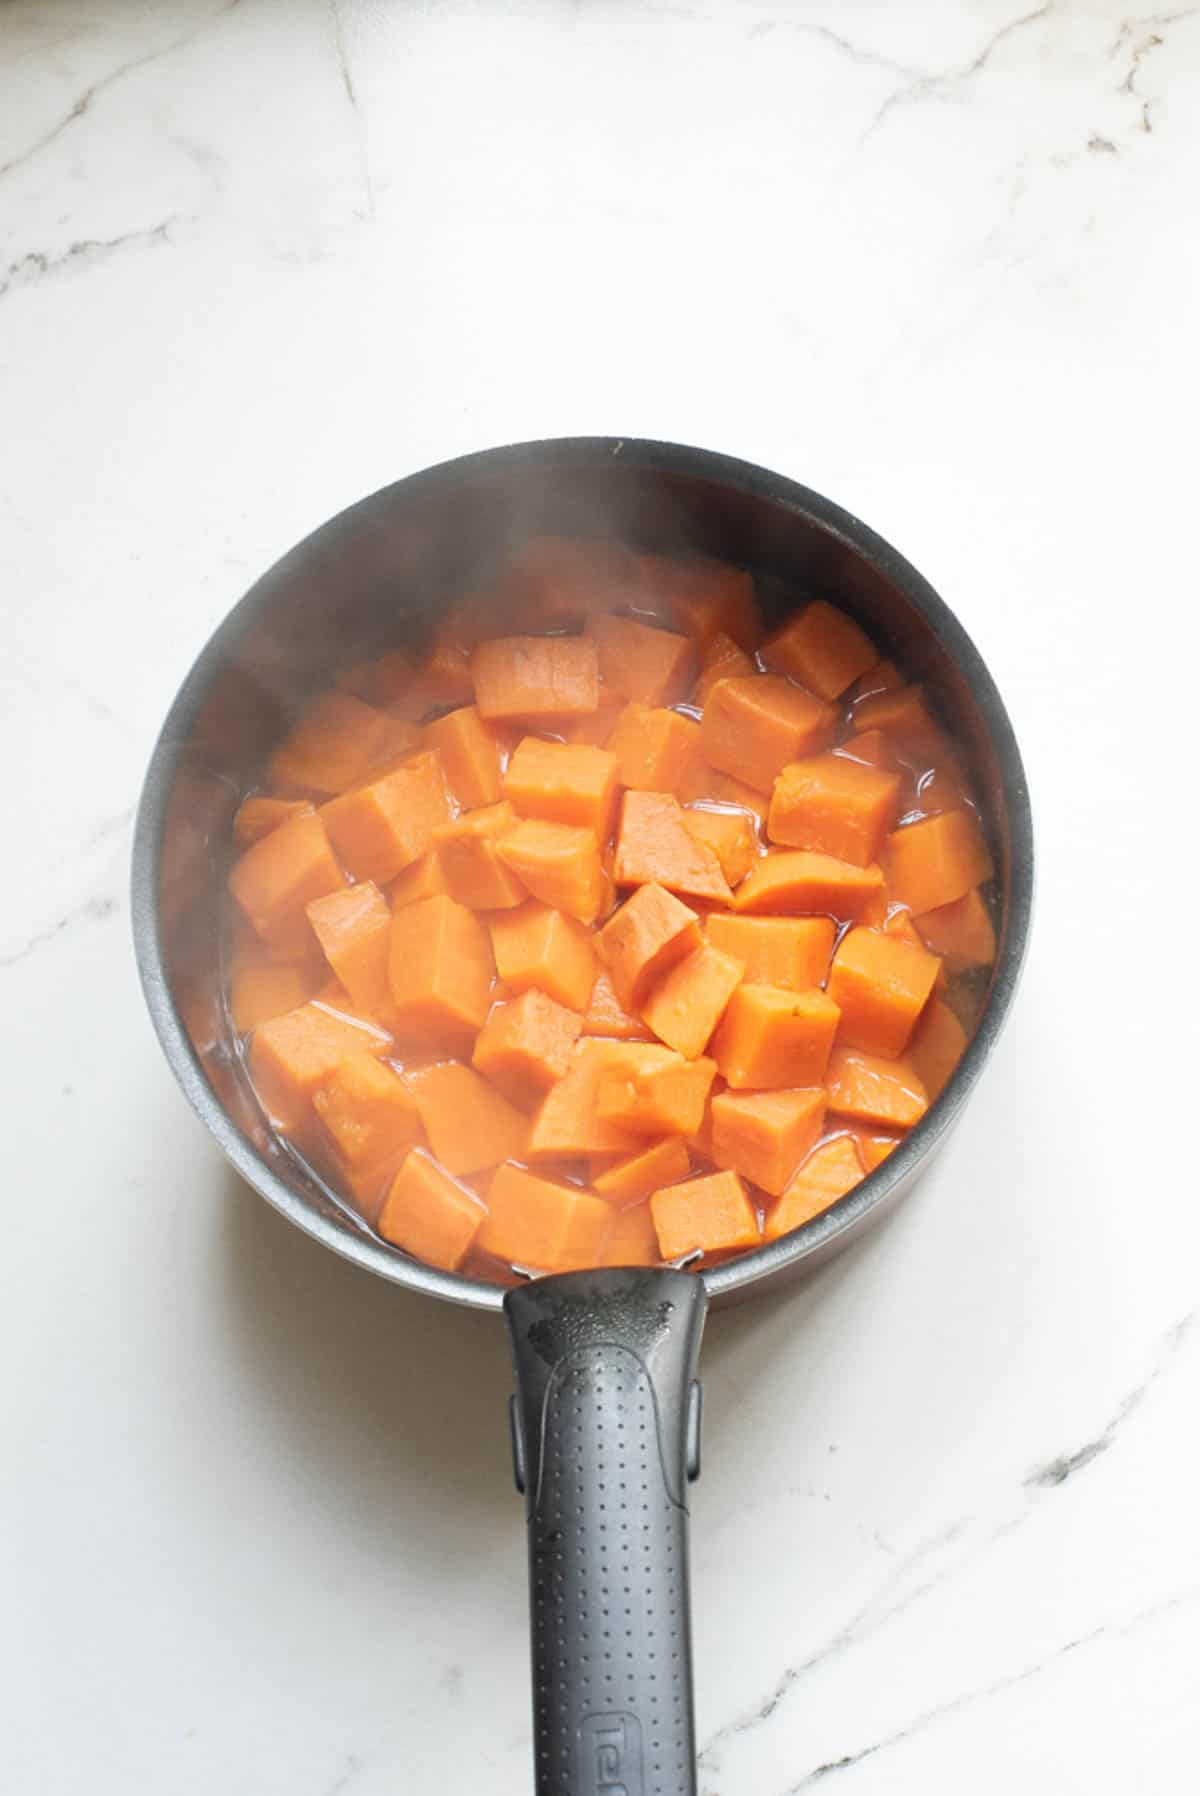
[855,1129,902,1171]
[613,791,731,904]
[398,640,476,716]
[404,1060,529,1175]
[422,706,503,810]
[388,846,451,909]
[477,1163,613,1272]
[597,882,702,1011]
[825,1045,928,1128]
[764,1135,864,1240]
[494,535,635,630]
[607,703,703,795]
[914,887,996,972]
[321,751,453,885]
[837,730,895,770]
[305,881,393,1021]
[909,997,968,1101]
[471,635,600,722]
[694,631,756,706]
[762,601,877,701]
[710,983,840,1090]
[850,686,948,769]
[487,902,597,1011]
[229,960,316,1034]
[268,691,394,795]
[650,1169,760,1261]
[881,809,993,915]
[592,1136,691,1204]
[561,687,626,748]
[248,1000,392,1131]
[640,942,744,1060]
[701,676,836,794]
[582,969,656,1041]
[599,1201,664,1267]
[827,926,941,1057]
[495,818,610,923]
[432,801,528,910]
[388,894,494,1047]
[732,850,886,921]
[588,613,694,707]
[710,1088,827,1197]
[312,1053,424,1173]
[526,1040,663,1158]
[472,987,584,1110]
[502,737,620,835]
[680,807,758,888]
[229,810,347,955]
[377,1148,486,1271]
[768,753,902,867]
[704,914,835,991]
[595,1052,716,1138]
[233,796,313,847]
[639,554,761,652]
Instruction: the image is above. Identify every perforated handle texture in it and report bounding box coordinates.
[505,1269,708,1796]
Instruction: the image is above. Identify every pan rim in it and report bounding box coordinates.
[131,434,1033,1314]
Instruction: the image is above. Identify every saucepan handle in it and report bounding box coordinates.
[504,1268,708,1796]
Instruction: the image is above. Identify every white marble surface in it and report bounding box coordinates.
[2,2,1198,1790]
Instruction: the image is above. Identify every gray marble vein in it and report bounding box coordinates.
[782,1585,1200,1789]
[0,895,118,971]
[0,0,242,183]
[0,222,180,300]
[1111,9,1199,133]
[865,3,1052,140]
[1025,1305,1199,1488]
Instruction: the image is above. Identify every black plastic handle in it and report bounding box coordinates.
[504,1268,708,1796]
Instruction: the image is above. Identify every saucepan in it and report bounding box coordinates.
[132,437,1032,1796]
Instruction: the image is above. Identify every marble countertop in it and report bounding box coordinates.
[3,3,1197,1791]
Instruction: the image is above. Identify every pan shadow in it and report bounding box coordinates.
[219,1166,517,1558]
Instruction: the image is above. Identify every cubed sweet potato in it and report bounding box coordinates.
[851,686,947,768]
[881,809,993,915]
[583,969,657,1041]
[681,806,758,887]
[613,791,732,904]
[701,676,836,794]
[248,1000,392,1131]
[388,894,494,1047]
[305,881,394,1021]
[693,632,756,706]
[422,706,504,810]
[405,1061,529,1175]
[229,960,316,1034]
[710,1088,827,1196]
[825,1045,928,1128]
[496,819,610,923]
[764,1136,864,1240]
[597,882,702,1011]
[312,1053,424,1175]
[269,691,394,795]
[704,913,835,991]
[488,902,598,1012]
[229,810,347,955]
[377,1149,486,1271]
[321,751,453,885]
[588,613,694,707]
[914,887,996,972]
[526,1040,667,1158]
[433,801,529,909]
[827,926,941,1058]
[640,553,761,651]
[503,736,619,835]
[608,703,703,795]
[477,1163,613,1272]
[595,1052,716,1138]
[388,846,450,909]
[471,635,600,722]
[761,602,877,701]
[233,796,313,847]
[640,941,744,1060]
[599,1200,663,1267]
[768,753,902,867]
[560,688,626,748]
[472,987,584,1110]
[710,983,840,1089]
[592,1136,691,1204]
[732,849,886,921]
[650,1169,760,1260]
[909,997,968,1101]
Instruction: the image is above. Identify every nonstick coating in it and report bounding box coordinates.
[131,437,1033,1313]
